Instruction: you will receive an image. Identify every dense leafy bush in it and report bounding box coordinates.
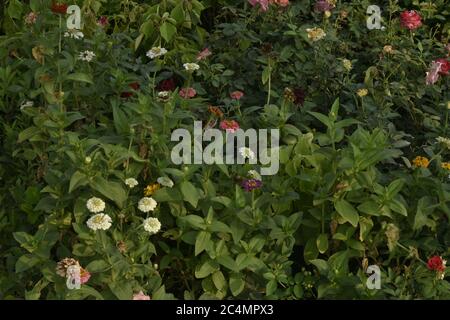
[0,0,449,299]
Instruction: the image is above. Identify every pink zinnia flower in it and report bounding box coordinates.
[230,91,244,100]
[80,268,91,284]
[399,10,422,30]
[220,119,240,133]
[133,291,151,300]
[248,0,269,12]
[179,87,197,99]
[25,12,38,25]
[196,48,212,61]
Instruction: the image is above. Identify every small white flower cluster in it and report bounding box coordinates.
[158,91,170,99]
[86,197,112,231]
[64,29,84,40]
[239,147,255,160]
[78,50,96,62]
[146,47,167,59]
[247,170,262,180]
[125,178,139,188]
[183,63,200,72]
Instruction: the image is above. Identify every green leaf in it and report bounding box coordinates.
[69,171,88,193]
[108,281,133,300]
[359,217,374,241]
[112,103,130,135]
[308,111,332,128]
[85,259,110,273]
[90,176,127,208]
[310,259,329,274]
[304,238,318,262]
[262,66,271,85]
[171,3,185,24]
[160,22,177,42]
[180,181,202,208]
[65,73,93,84]
[18,126,41,143]
[8,0,23,19]
[212,270,226,291]
[178,215,206,230]
[15,254,40,273]
[386,178,405,199]
[229,273,245,296]
[335,199,359,227]
[216,255,238,272]
[66,285,104,300]
[195,231,211,256]
[316,234,329,254]
[235,184,246,208]
[266,280,277,296]
[195,259,218,278]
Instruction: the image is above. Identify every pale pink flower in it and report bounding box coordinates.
[133,291,151,300]
[230,91,244,100]
[426,60,443,85]
[179,87,197,99]
[248,0,270,12]
[196,48,212,61]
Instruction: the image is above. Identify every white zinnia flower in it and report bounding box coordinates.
[138,197,157,212]
[125,178,139,188]
[239,147,255,160]
[78,50,96,62]
[183,63,200,72]
[64,29,84,39]
[86,197,105,213]
[146,47,167,59]
[157,176,174,188]
[86,213,112,231]
[436,136,450,150]
[143,217,161,234]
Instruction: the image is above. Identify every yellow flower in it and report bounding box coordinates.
[412,156,430,168]
[306,27,326,42]
[144,183,160,196]
[324,10,331,18]
[441,162,450,170]
[383,45,394,54]
[357,88,368,97]
[342,59,352,71]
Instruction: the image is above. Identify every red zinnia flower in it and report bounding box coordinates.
[427,256,446,272]
[436,58,450,75]
[220,119,240,133]
[157,78,177,92]
[51,2,68,14]
[230,91,244,100]
[399,10,422,30]
[120,82,140,98]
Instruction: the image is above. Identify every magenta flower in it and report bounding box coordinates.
[241,179,262,192]
[248,0,269,12]
[314,0,334,12]
[97,16,109,27]
[196,48,212,61]
[179,87,197,99]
